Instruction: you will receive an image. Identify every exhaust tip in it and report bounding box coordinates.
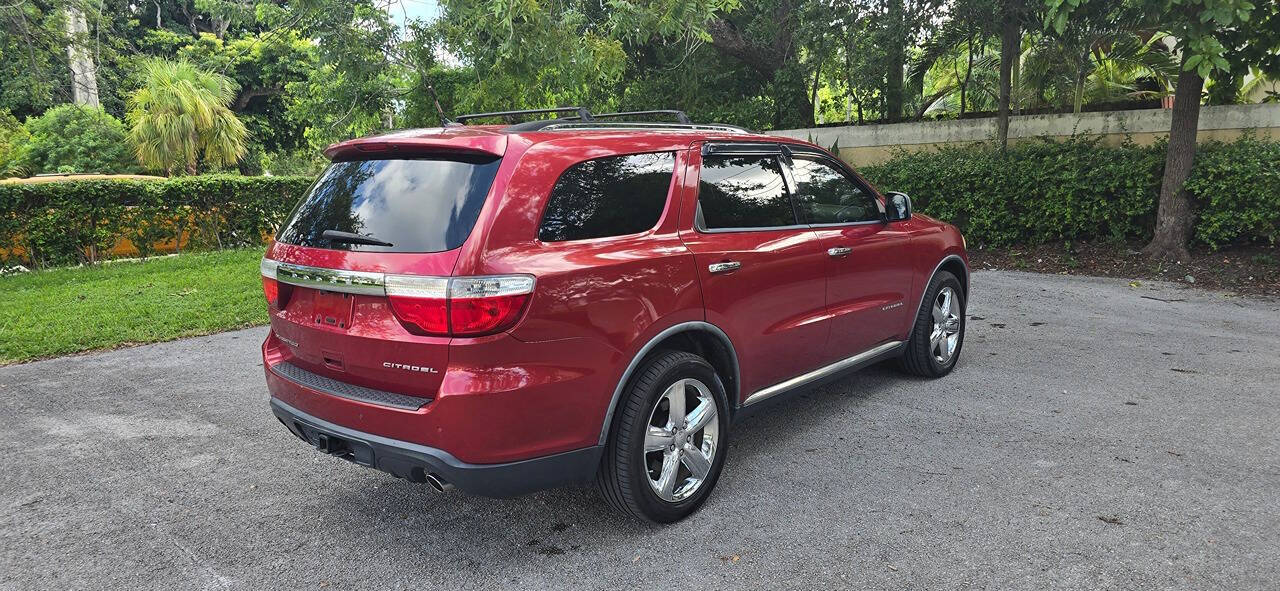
[424,473,454,493]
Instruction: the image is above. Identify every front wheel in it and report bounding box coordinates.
[899,270,965,378]
[597,350,729,523]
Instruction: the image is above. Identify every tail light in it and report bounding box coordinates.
[260,258,280,307]
[386,274,535,337]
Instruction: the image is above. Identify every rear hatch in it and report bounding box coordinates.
[262,154,504,401]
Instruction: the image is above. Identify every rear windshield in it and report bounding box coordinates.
[276,156,502,253]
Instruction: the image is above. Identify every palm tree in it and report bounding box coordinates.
[1020,29,1177,113]
[126,59,248,176]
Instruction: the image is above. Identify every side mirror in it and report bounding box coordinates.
[885,192,912,222]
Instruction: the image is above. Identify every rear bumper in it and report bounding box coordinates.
[270,397,603,498]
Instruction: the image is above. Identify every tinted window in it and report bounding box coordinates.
[538,152,675,242]
[276,156,501,253]
[791,157,880,224]
[698,155,795,229]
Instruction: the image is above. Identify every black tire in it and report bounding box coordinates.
[899,270,966,378]
[597,350,730,523]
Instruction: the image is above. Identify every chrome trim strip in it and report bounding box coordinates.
[596,321,740,446]
[741,340,903,407]
[274,262,386,296]
[696,224,813,234]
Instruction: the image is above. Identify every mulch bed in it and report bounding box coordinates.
[968,241,1280,299]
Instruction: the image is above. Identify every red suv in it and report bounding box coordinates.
[261,108,968,522]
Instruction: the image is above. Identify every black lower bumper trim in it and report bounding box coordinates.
[270,398,603,498]
[270,361,429,410]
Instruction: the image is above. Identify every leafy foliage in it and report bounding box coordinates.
[0,175,312,267]
[126,59,249,175]
[862,136,1278,247]
[20,104,138,175]
[1186,134,1280,247]
[0,110,29,177]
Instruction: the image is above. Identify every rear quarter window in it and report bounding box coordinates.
[276,156,501,253]
[537,152,676,242]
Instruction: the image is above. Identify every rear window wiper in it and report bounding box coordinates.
[320,229,394,247]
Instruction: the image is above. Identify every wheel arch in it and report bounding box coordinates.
[916,253,970,316]
[596,321,740,446]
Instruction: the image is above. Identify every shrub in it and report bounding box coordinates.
[1186,134,1280,248]
[861,135,1278,248]
[0,109,29,177]
[0,174,313,267]
[20,104,139,175]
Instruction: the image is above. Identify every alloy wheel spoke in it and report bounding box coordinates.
[685,399,716,433]
[932,304,945,324]
[681,446,712,480]
[663,381,686,427]
[656,450,680,500]
[645,426,674,452]
[939,289,953,316]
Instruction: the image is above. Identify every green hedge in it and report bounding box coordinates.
[1,175,313,267]
[860,135,1280,248]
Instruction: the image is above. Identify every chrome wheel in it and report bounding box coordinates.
[930,286,961,364]
[643,378,720,503]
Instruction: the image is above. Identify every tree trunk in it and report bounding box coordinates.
[64,3,100,107]
[810,34,826,125]
[1143,61,1203,261]
[960,32,974,116]
[997,6,1019,151]
[885,0,905,122]
[1073,74,1084,114]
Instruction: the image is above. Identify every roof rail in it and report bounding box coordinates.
[455,107,594,124]
[567,110,692,124]
[537,121,751,134]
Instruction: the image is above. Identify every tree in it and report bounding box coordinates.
[125,59,247,175]
[1046,0,1269,259]
[0,109,31,177]
[20,103,137,174]
[998,0,1029,150]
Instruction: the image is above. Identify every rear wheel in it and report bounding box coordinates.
[598,350,729,523]
[899,271,965,377]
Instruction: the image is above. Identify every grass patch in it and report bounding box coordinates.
[0,248,267,364]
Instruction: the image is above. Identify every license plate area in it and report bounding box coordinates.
[313,290,354,330]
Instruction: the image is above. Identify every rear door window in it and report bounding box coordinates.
[537,152,675,242]
[276,156,502,253]
[697,155,796,229]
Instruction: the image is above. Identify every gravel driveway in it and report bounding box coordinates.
[2,270,1277,590]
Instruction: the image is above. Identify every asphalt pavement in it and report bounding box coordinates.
[2,270,1278,590]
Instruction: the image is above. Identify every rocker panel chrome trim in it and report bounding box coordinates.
[741,340,904,407]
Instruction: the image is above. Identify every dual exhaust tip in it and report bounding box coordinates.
[424,472,454,493]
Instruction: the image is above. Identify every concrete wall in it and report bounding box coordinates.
[769,103,1280,166]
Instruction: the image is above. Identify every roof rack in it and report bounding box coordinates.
[455,107,594,124]
[564,110,692,124]
[537,121,751,134]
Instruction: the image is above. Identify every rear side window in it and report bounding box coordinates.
[697,155,795,229]
[538,152,675,242]
[276,156,501,253]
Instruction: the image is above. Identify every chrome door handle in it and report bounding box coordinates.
[827,246,852,257]
[708,261,741,274]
